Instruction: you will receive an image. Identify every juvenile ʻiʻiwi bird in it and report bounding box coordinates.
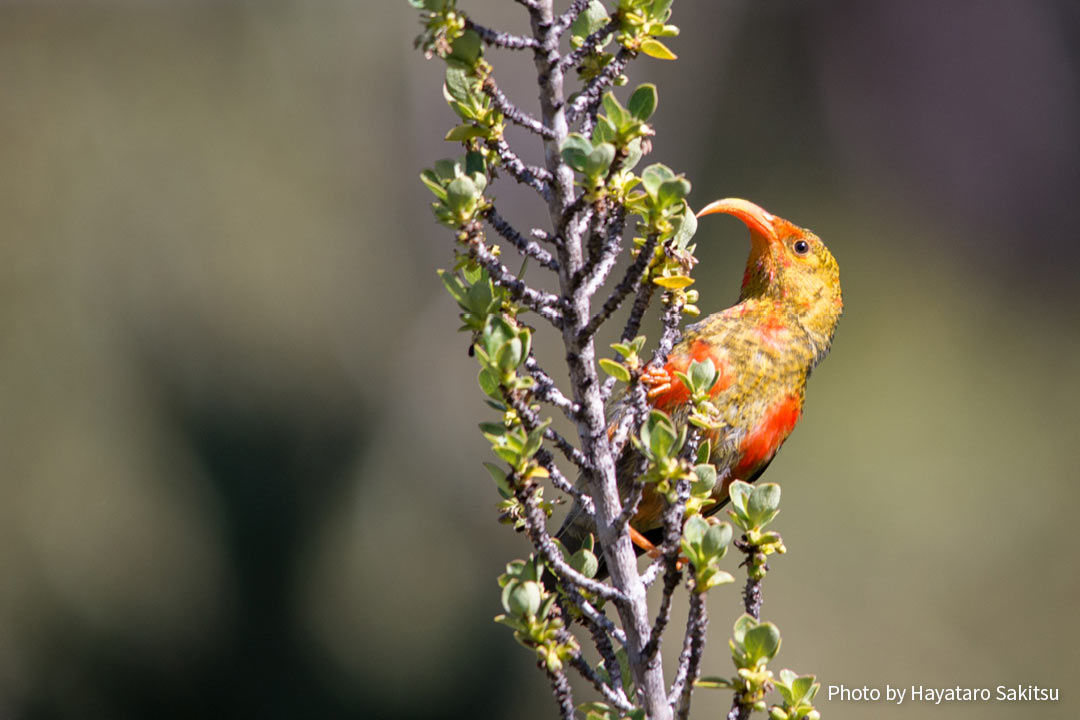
[557,198,842,561]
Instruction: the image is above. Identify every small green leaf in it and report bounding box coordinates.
[696,676,736,690]
[732,613,756,645]
[747,483,781,527]
[420,169,448,201]
[696,439,711,465]
[561,133,593,172]
[478,367,501,398]
[482,317,516,358]
[571,0,610,42]
[640,38,677,60]
[445,175,478,214]
[650,0,674,18]
[628,83,658,121]
[743,622,781,664]
[598,358,631,382]
[448,29,483,66]
[791,675,816,704]
[569,548,599,578]
[495,336,524,372]
[702,522,731,557]
[433,158,460,180]
[683,514,708,545]
[444,66,472,103]
[505,580,542,617]
[445,124,486,142]
[464,150,486,176]
[592,116,616,144]
[689,358,717,392]
[658,177,691,207]
[601,92,630,129]
[672,204,698,248]
[438,269,466,302]
[623,136,644,171]
[585,142,616,177]
[484,462,512,497]
[692,464,717,494]
[641,163,675,199]
[653,275,694,289]
[728,480,752,514]
[647,411,677,459]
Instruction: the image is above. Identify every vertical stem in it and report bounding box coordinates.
[528,2,671,718]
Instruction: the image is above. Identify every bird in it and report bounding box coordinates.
[556,198,843,565]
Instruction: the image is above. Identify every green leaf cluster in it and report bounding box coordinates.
[495,557,579,672]
[421,153,490,228]
[569,1,617,81]
[685,442,719,516]
[728,480,786,580]
[615,0,680,59]
[410,0,467,60]
[596,86,657,147]
[562,85,659,203]
[475,316,532,385]
[728,615,782,711]
[771,669,821,720]
[631,410,686,488]
[444,65,504,144]
[482,415,548,477]
[674,358,726,429]
[598,335,647,384]
[680,515,734,592]
[555,534,600,580]
[438,264,504,333]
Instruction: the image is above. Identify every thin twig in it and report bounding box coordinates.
[642,478,688,660]
[581,231,657,341]
[506,388,591,472]
[537,446,592,512]
[653,290,686,365]
[482,77,555,139]
[576,205,626,300]
[465,17,539,50]
[620,268,659,344]
[560,18,620,72]
[560,576,628,647]
[516,481,629,604]
[609,384,650,460]
[674,590,709,719]
[553,0,591,37]
[490,137,553,200]
[566,47,634,125]
[586,615,624,690]
[569,654,635,713]
[735,538,764,620]
[469,233,565,327]
[524,354,579,418]
[726,698,751,720]
[545,664,577,720]
[486,207,559,271]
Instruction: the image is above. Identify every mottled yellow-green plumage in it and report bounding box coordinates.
[558,198,842,556]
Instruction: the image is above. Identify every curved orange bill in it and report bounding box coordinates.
[695,197,780,243]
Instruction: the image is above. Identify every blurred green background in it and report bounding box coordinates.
[1,1,1078,718]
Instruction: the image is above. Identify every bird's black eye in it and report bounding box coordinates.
[793,239,810,255]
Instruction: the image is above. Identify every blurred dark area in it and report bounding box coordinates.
[1,2,1077,719]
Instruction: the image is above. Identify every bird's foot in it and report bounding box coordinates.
[630,526,688,570]
[641,365,673,401]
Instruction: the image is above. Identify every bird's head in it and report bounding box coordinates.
[697,198,843,347]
